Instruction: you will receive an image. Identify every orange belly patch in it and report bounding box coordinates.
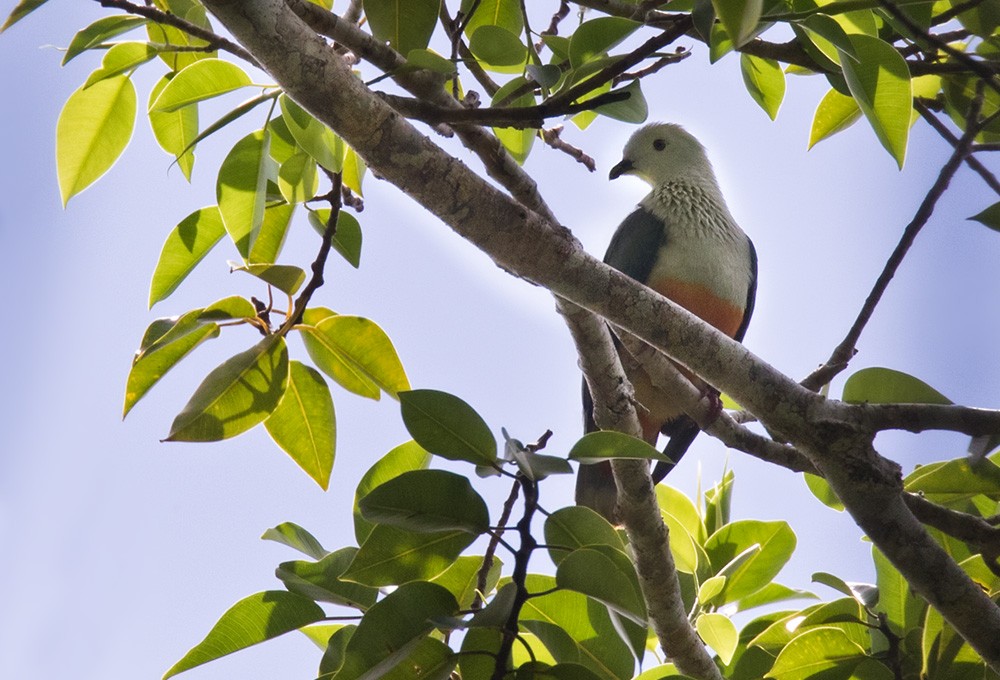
[649,277,745,338]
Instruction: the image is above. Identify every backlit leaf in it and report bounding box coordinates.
[842,367,951,405]
[809,87,862,148]
[148,74,198,180]
[276,548,377,610]
[840,34,911,168]
[363,0,439,56]
[969,201,1000,232]
[60,14,145,62]
[556,545,647,624]
[279,95,344,172]
[712,0,763,47]
[767,627,866,679]
[704,520,796,604]
[148,207,225,307]
[83,41,158,87]
[308,208,363,268]
[568,17,640,67]
[696,613,738,665]
[301,315,409,399]
[57,75,136,206]
[741,53,785,120]
[166,334,289,442]
[261,521,327,560]
[217,129,275,258]
[150,58,253,112]
[163,591,324,679]
[265,361,335,489]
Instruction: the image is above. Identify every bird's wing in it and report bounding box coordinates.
[603,207,668,280]
[733,236,758,343]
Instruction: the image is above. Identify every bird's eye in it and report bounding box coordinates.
[653,139,666,151]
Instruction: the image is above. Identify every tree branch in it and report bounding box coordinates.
[915,101,1000,196]
[96,0,258,66]
[199,0,1000,668]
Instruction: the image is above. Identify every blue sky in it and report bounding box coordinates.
[2,4,999,679]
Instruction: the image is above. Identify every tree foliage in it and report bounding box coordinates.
[6,0,1000,678]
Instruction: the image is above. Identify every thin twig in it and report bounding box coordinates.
[379,88,631,128]
[613,49,690,85]
[876,0,1000,97]
[542,126,596,171]
[802,87,988,391]
[916,101,1000,195]
[283,170,343,331]
[472,479,520,611]
[96,0,259,66]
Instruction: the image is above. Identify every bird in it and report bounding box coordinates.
[575,123,758,523]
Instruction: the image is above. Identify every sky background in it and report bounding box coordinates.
[2,3,1000,679]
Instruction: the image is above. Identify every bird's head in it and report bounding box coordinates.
[609,123,715,187]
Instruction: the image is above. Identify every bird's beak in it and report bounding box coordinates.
[609,158,633,180]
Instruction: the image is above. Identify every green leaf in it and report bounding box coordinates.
[656,484,705,542]
[217,129,275,258]
[399,389,497,465]
[556,546,647,624]
[277,151,318,204]
[359,469,490,534]
[60,14,145,62]
[264,361,335,490]
[150,58,253,112]
[712,0,763,47]
[804,472,845,511]
[406,48,457,76]
[569,431,668,462]
[797,13,858,64]
[904,457,1000,504]
[696,613,738,665]
[169,93,279,173]
[261,521,327,560]
[343,146,367,196]
[201,295,258,320]
[469,25,527,69]
[354,440,431,544]
[518,575,635,680]
[148,74,198,180]
[233,263,306,295]
[279,95,344,172]
[376,637,457,680]
[57,75,136,206]
[809,87,862,148]
[491,77,535,163]
[740,53,785,120]
[703,469,734,536]
[812,572,878,608]
[543,506,626,568]
[163,591,324,679]
[842,367,951,405]
[969,201,1000,232]
[344,524,477,587]
[704,520,796,604]
[432,555,502,609]
[872,546,926,638]
[148,207,226,307]
[124,311,220,417]
[301,315,409,399]
[84,41,158,88]
[767,626,867,680]
[363,0,439,56]
[147,5,216,71]
[840,34,912,168]
[461,0,523,36]
[734,582,817,613]
[308,208,363,268]
[1,0,50,32]
[568,17,640,68]
[248,202,295,265]
[595,80,648,123]
[276,547,378,610]
[165,335,289,442]
[333,582,459,680]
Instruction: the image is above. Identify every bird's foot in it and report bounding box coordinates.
[701,386,723,424]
